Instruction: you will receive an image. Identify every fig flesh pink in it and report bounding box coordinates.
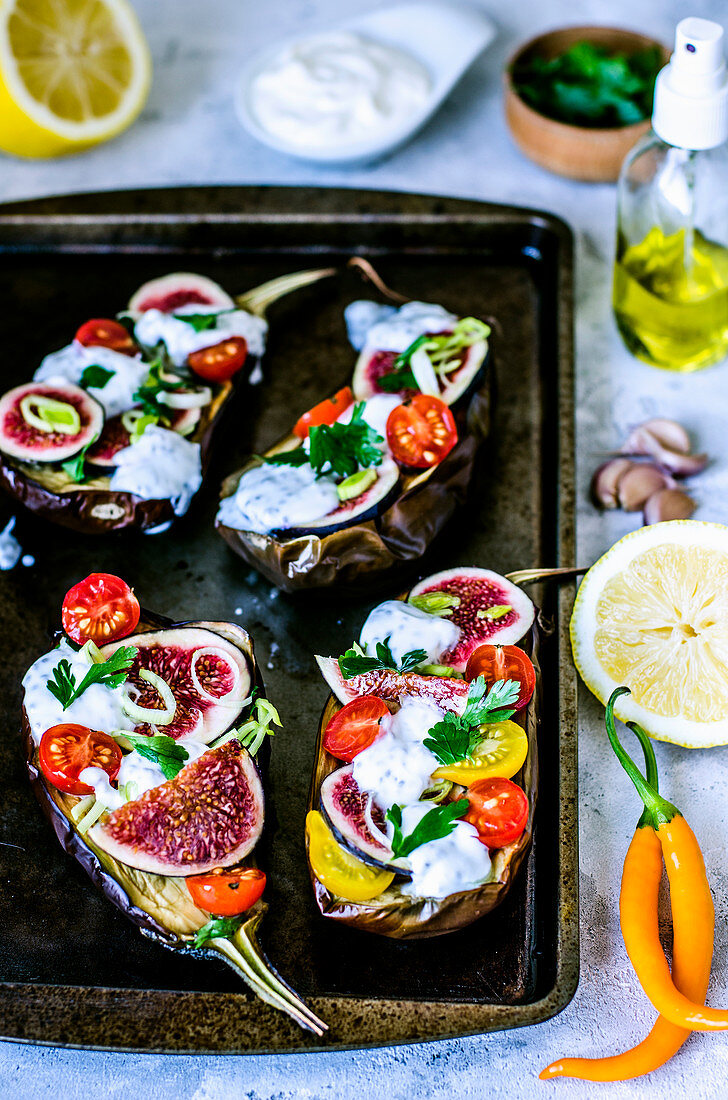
[0,382,103,464]
[101,627,251,742]
[320,765,395,871]
[89,740,264,875]
[352,337,488,407]
[315,656,469,712]
[128,272,234,314]
[408,567,535,671]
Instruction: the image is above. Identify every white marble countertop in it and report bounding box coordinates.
[4,1,728,1097]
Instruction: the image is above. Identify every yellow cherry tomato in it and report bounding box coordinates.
[306,810,394,903]
[433,720,528,785]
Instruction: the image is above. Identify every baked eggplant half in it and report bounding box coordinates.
[306,566,538,939]
[0,267,333,535]
[22,572,326,1034]
[216,299,492,591]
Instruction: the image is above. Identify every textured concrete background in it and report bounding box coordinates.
[3,0,728,1096]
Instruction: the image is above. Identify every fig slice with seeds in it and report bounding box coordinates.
[0,382,103,464]
[128,272,234,314]
[315,656,470,711]
[319,765,401,874]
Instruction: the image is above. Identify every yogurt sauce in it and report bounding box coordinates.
[134,305,267,368]
[249,31,431,151]
[34,343,149,419]
[109,426,202,515]
[22,640,135,746]
[352,696,443,808]
[344,300,457,353]
[80,736,208,807]
[398,802,492,899]
[217,461,340,534]
[359,599,460,666]
[0,517,22,570]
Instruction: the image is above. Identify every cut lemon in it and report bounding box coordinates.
[0,0,151,158]
[571,521,728,748]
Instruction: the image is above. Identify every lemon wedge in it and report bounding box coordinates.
[571,521,728,748]
[0,0,151,158]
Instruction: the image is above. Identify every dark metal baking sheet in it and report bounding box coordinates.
[0,186,577,1053]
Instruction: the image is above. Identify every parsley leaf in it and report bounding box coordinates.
[423,677,520,765]
[338,636,428,679]
[123,733,189,781]
[263,403,384,478]
[80,365,114,390]
[262,446,309,468]
[172,310,234,333]
[46,646,137,710]
[194,914,245,948]
[61,442,94,484]
[378,364,418,392]
[387,799,469,858]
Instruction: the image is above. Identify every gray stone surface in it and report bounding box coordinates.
[3,0,728,1096]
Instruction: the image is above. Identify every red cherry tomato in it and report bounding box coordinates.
[62,573,140,646]
[187,867,266,916]
[293,386,354,439]
[464,777,529,849]
[386,394,458,468]
[75,318,137,355]
[464,644,536,710]
[323,696,389,762]
[188,336,248,382]
[39,724,122,796]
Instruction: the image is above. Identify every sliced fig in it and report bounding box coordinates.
[320,765,402,873]
[275,458,400,538]
[315,656,469,712]
[408,568,535,671]
[128,272,234,314]
[86,414,132,467]
[352,338,488,407]
[89,739,264,875]
[101,626,251,742]
[0,382,103,464]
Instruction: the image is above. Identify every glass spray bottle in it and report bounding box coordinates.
[613,17,728,372]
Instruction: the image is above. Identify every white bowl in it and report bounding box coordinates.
[236,1,496,166]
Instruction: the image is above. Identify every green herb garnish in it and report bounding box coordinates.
[123,732,189,781]
[386,799,469,858]
[262,445,309,468]
[408,592,461,617]
[233,697,282,757]
[133,360,185,419]
[61,441,94,484]
[172,308,236,333]
[422,677,520,766]
[512,41,663,128]
[338,637,427,679]
[264,402,384,479]
[378,318,490,391]
[46,646,138,710]
[80,365,114,390]
[194,914,245,948]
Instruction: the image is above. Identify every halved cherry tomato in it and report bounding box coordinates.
[75,318,137,355]
[306,810,394,902]
[62,573,140,646]
[323,696,389,762]
[188,336,248,382]
[433,719,528,785]
[465,645,536,710]
[187,867,266,916]
[464,777,529,849]
[385,394,457,468]
[39,724,122,796]
[293,386,354,438]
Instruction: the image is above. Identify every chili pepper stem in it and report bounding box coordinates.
[605,688,679,828]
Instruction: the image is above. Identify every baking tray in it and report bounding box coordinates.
[0,186,577,1053]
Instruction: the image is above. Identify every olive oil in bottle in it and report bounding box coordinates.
[613,18,728,372]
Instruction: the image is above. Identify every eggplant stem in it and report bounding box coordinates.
[347,257,409,303]
[505,566,587,585]
[209,913,327,1035]
[236,267,337,318]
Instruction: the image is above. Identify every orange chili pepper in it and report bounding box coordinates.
[541,688,714,1082]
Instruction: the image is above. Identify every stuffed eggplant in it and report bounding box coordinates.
[216,299,492,591]
[22,572,326,1034]
[306,566,539,939]
[0,267,332,535]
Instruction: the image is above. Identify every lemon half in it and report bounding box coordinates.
[571,521,728,748]
[0,0,151,158]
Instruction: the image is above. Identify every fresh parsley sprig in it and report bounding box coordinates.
[194,914,245,948]
[46,646,137,710]
[386,799,469,858]
[264,402,384,479]
[61,441,94,484]
[172,308,236,333]
[80,365,114,390]
[123,732,189,781]
[423,676,520,766]
[338,637,428,679]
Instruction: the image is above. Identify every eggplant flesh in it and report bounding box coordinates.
[306,621,539,940]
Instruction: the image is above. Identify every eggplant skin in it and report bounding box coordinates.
[22,616,267,951]
[0,361,252,535]
[306,623,539,940]
[216,352,492,593]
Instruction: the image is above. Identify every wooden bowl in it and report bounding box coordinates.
[504,25,669,182]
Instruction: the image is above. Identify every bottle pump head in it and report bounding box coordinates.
[653,17,728,150]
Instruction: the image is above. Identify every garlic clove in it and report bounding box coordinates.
[643,488,697,525]
[590,458,635,509]
[618,463,675,512]
[623,418,691,456]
